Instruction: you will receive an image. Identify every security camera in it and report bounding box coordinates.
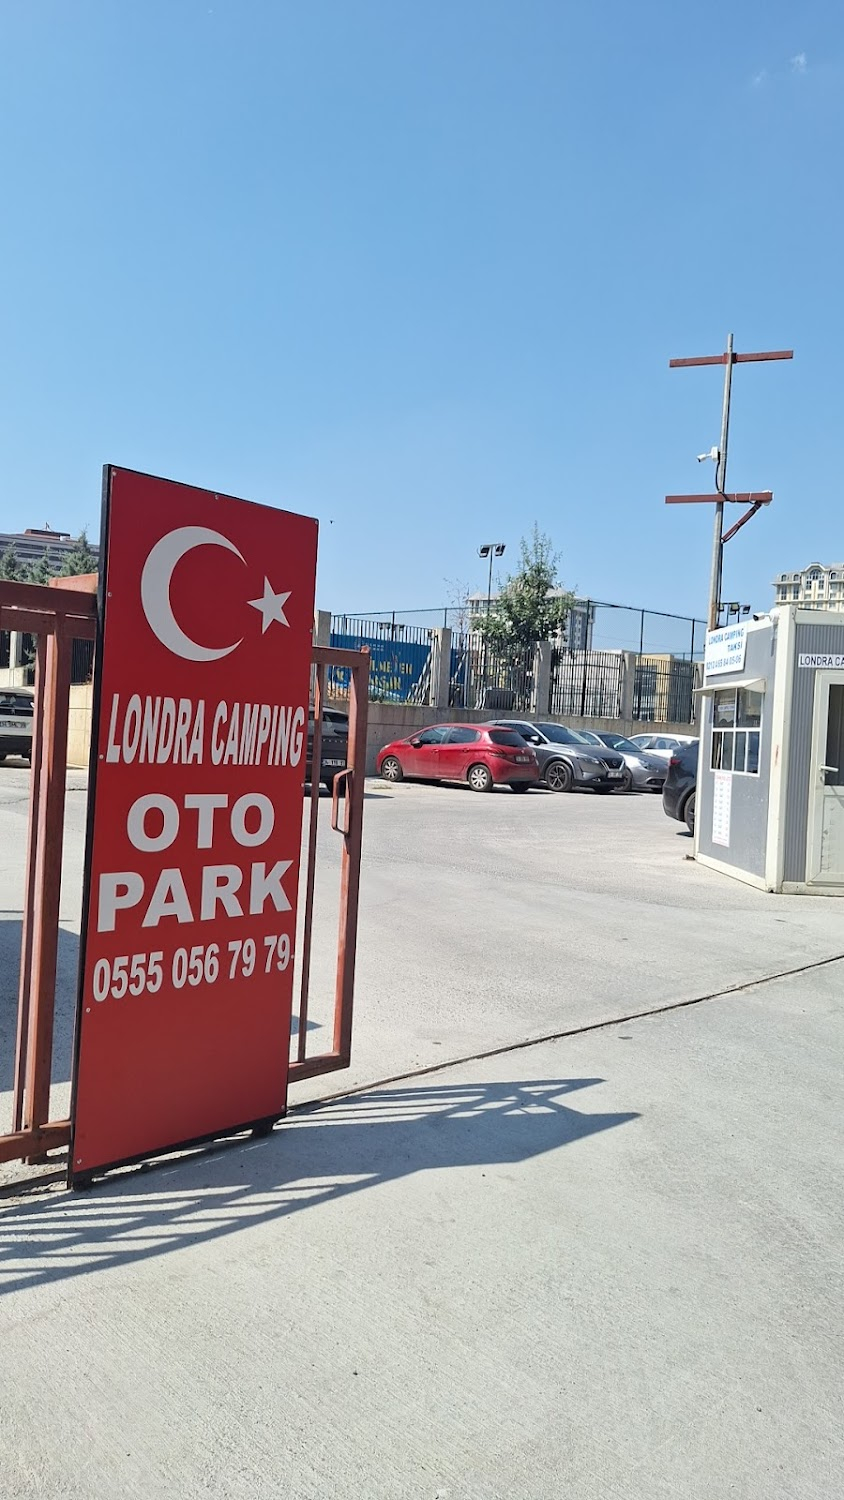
[696,446,720,463]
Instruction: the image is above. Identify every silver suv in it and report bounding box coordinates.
[0,690,34,763]
[486,719,626,793]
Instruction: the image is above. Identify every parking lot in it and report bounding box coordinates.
[1,767,843,1497]
[2,766,844,1128]
[304,772,844,1101]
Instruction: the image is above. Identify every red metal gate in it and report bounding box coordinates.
[0,577,368,1170]
[290,644,368,1083]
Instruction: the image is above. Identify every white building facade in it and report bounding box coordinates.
[773,563,844,610]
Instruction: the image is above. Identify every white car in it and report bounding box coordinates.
[0,689,34,763]
[626,733,695,762]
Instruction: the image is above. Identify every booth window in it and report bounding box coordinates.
[711,688,762,774]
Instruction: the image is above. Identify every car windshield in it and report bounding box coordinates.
[598,734,640,753]
[494,722,534,738]
[535,723,594,746]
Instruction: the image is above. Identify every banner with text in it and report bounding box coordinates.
[71,467,318,1180]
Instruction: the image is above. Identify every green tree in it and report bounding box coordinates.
[0,531,98,586]
[57,529,98,578]
[0,543,23,581]
[473,526,575,647]
[25,551,56,584]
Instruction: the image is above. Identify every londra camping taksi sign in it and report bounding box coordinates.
[71,468,317,1182]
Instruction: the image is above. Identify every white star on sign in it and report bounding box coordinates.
[248,578,291,633]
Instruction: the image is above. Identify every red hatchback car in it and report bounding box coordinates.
[377,724,540,792]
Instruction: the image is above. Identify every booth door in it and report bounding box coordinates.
[807,673,844,886]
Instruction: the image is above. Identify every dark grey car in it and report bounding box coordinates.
[486,719,625,792]
[306,707,348,790]
[576,730,666,792]
[0,690,34,763]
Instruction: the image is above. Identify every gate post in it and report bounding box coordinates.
[312,611,331,701]
[9,630,24,669]
[532,641,552,717]
[620,651,636,722]
[430,626,452,707]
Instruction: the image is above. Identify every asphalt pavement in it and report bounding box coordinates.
[0,768,842,1496]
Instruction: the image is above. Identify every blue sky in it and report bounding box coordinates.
[0,1,840,622]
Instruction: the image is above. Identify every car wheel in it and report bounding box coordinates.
[684,791,696,835]
[467,763,494,793]
[544,760,572,793]
[617,769,634,793]
[510,781,531,793]
[380,756,403,783]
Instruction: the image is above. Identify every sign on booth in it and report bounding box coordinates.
[704,623,749,678]
[71,468,317,1182]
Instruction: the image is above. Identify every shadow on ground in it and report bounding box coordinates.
[0,1078,638,1294]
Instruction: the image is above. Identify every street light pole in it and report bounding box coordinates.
[477,542,505,706]
[477,542,506,615]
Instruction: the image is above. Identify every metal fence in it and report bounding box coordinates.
[549,649,697,723]
[550,650,624,718]
[449,634,535,712]
[337,601,707,659]
[324,608,701,722]
[633,656,696,724]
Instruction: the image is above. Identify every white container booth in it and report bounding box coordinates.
[695,608,844,893]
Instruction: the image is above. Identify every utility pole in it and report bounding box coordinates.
[666,337,793,632]
[708,331,734,633]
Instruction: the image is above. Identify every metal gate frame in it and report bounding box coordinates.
[0,577,369,1168]
[290,644,369,1083]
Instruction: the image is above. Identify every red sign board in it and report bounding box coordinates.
[71,468,318,1180]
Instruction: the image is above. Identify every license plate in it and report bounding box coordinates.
[0,721,29,732]
[515,754,530,763]
[607,769,623,778]
[324,759,344,767]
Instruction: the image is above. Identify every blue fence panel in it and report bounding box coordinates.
[329,632,432,702]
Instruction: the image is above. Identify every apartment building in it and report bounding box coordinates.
[773,563,844,610]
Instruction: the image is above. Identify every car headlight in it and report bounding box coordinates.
[581,756,601,767]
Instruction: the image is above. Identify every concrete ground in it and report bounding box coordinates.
[1,768,842,1496]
